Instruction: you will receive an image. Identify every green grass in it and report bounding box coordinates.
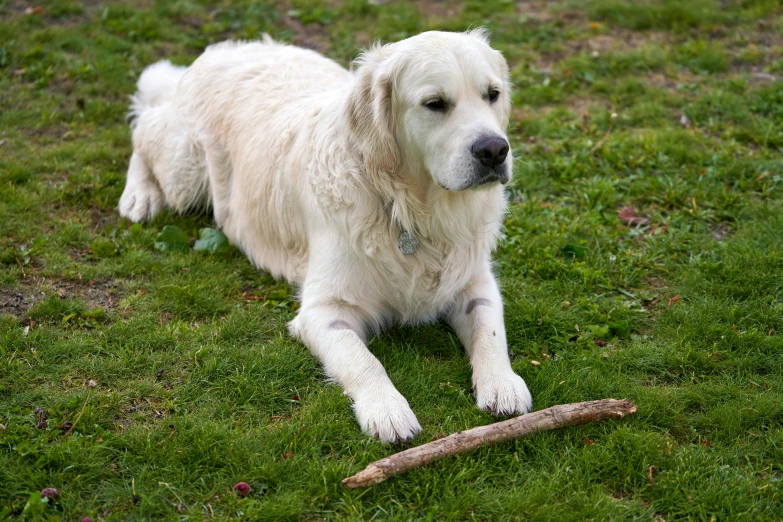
[2,0,783,519]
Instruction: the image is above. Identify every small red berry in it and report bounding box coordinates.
[233,482,251,496]
[40,488,58,500]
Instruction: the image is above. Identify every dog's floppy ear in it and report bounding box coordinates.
[346,43,401,179]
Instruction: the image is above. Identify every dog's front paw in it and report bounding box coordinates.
[119,181,164,222]
[353,391,422,444]
[474,371,532,416]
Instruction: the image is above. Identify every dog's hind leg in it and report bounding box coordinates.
[118,152,165,222]
[120,60,187,222]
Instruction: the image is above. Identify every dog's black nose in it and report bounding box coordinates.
[471,136,509,167]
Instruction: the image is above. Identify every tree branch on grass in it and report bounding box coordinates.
[343,398,638,488]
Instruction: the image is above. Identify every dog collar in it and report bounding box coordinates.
[398,230,418,255]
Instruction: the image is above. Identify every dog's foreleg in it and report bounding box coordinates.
[448,267,532,415]
[289,306,422,443]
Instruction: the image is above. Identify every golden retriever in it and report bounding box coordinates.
[120,29,532,443]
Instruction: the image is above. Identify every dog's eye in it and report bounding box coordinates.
[424,98,446,112]
[488,88,500,103]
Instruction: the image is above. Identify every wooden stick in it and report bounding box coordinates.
[343,398,637,488]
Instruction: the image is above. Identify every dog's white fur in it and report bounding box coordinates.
[120,30,532,443]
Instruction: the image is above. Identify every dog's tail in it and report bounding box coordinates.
[129,60,187,127]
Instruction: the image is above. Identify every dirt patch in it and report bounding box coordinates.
[416,0,463,20]
[0,290,28,317]
[532,29,670,70]
[271,0,331,52]
[88,206,123,231]
[517,0,557,22]
[0,276,122,319]
[709,222,733,241]
[282,15,330,51]
[51,278,121,311]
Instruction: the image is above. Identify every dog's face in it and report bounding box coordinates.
[348,30,513,192]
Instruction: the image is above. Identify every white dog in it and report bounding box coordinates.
[119,29,532,443]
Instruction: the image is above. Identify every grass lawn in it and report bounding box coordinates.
[2,0,783,519]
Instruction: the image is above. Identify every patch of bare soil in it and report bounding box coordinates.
[531,27,669,71]
[0,276,122,319]
[517,0,558,22]
[709,222,733,241]
[272,0,330,52]
[282,15,330,51]
[88,206,122,230]
[0,290,28,317]
[416,0,463,20]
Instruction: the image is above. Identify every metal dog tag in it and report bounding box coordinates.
[398,230,418,255]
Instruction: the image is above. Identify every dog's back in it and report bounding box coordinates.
[121,40,353,282]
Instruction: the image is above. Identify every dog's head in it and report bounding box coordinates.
[347,29,512,192]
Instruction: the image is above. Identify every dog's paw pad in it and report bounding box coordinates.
[354,393,422,444]
[475,372,532,416]
[119,182,164,222]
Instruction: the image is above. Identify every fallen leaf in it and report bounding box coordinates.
[40,488,58,500]
[560,243,587,261]
[752,72,776,81]
[233,482,251,496]
[679,114,692,128]
[583,436,593,446]
[155,226,190,253]
[618,206,650,226]
[193,227,231,253]
[530,360,541,366]
[667,295,681,307]
[648,465,658,484]
[282,451,294,459]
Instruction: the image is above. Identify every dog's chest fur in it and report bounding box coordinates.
[337,186,505,325]
[385,237,480,323]
[304,104,507,326]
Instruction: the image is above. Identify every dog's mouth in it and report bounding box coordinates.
[449,164,509,191]
[437,163,510,191]
[472,164,509,187]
